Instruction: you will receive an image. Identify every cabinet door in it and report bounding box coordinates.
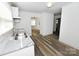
[11,7,19,18]
[0,2,13,36]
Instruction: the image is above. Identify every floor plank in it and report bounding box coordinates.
[31,29,79,56]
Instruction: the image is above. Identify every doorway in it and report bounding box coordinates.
[55,18,61,37]
[53,14,61,39]
[31,16,40,36]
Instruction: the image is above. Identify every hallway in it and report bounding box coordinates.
[31,29,79,56]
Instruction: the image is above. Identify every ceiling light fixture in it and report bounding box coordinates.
[47,0,53,8]
[47,2,52,8]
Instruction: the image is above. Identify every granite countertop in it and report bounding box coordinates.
[0,36,34,55]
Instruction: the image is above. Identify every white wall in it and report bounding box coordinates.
[0,2,13,36]
[59,3,79,49]
[40,12,54,36]
[19,11,54,36]
[19,11,41,35]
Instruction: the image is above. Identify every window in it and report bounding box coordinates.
[31,19,36,26]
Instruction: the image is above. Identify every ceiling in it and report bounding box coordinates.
[10,2,71,14]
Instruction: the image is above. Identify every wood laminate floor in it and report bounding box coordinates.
[31,29,79,56]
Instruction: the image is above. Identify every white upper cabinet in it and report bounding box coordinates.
[0,2,13,35]
[11,7,19,18]
[0,2,12,20]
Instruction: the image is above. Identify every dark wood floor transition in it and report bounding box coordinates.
[31,29,79,56]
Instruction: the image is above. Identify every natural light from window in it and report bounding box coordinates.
[31,19,36,26]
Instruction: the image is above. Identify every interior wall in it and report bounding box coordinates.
[19,10,54,36]
[59,3,79,49]
[19,10,41,35]
[40,12,54,36]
